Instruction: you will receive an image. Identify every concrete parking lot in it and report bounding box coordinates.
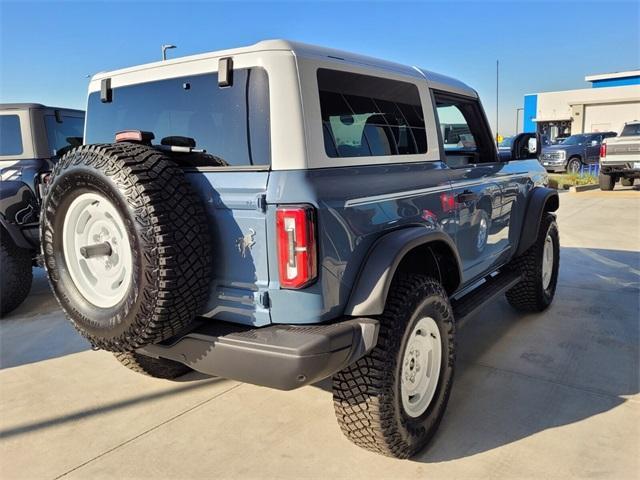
[1,186,638,480]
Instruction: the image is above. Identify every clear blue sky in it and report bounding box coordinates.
[1,0,638,135]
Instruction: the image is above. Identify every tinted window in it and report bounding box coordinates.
[436,104,477,152]
[45,115,84,156]
[621,123,640,136]
[318,69,427,158]
[0,115,23,156]
[560,135,587,146]
[85,68,270,167]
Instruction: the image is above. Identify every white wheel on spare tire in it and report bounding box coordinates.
[62,192,133,308]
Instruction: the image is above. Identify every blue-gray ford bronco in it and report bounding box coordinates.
[42,40,559,458]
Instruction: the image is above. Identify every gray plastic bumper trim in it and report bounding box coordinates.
[139,318,379,390]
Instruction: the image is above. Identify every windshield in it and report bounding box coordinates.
[621,124,640,136]
[558,135,587,146]
[498,136,513,148]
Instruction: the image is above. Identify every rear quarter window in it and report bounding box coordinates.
[85,68,270,167]
[0,114,23,156]
[318,69,427,158]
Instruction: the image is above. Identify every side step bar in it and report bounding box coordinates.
[139,318,379,391]
[451,269,522,324]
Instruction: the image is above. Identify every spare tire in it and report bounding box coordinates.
[41,143,211,352]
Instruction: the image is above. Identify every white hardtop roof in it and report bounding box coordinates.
[91,39,477,97]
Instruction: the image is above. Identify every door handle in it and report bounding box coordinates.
[456,190,479,203]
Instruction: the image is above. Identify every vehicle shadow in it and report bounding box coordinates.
[315,246,639,463]
[0,269,91,370]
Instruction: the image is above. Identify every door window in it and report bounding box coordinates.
[434,92,497,167]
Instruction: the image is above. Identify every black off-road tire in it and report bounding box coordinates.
[505,213,559,312]
[114,352,191,379]
[0,232,33,317]
[332,275,455,459]
[41,143,211,352]
[599,172,616,191]
[620,177,634,187]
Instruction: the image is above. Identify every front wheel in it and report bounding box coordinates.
[620,177,634,187]
[566,157,582,174]
[332,275,455,458]
[506,213,559,312]
[0,233,33,317]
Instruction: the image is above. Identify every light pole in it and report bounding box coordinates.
[515,108,523,134]
[496,60,499,142]
[162,44,176,61]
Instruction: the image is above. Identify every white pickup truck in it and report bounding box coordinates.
[599,121,640,190]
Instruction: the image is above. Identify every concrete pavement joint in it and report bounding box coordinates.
[53,383,242,480]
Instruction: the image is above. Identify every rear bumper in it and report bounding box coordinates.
[600,161,640,177]
[139,318,379,390]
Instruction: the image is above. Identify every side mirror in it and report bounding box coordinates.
[510,133,538,160]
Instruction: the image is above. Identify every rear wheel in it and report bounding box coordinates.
[599,172,616,191]
[620,177,634,187]
[0,232,33,316]
[114,352,191,379]
[506,213,559,312]
[41,144,212,352]
[332,275,455,458]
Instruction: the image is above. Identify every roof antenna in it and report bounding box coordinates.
[162,44,176,61]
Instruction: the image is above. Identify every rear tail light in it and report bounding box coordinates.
[600,143,607,158]
[276,205,317,289]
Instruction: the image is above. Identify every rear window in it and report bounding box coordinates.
[85,68,270,167]
[44,114,84,156]
[621,123,640,136]
[318,69,427,158]
[0,115,23,156]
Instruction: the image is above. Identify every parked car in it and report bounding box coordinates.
[599,121,640,190]
[41,40,559,459]
[540,131,617,173]
[0,103,84,315]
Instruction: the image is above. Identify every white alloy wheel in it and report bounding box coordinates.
[541,233,554,290]
[62,192,133,308]
[401,316,442,418]
[477,214,489,251]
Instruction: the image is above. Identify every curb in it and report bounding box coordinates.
[569,184,599,193]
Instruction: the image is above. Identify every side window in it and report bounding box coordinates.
[436,104,477,152]
[44,115,84,157]
[318,69,427,158]
[434,92,496,167]
[0,115,23,156]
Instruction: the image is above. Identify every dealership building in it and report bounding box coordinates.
[522,70,640,141]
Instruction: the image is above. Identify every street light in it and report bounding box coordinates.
[162,44,176,61]
[515,108,524,134]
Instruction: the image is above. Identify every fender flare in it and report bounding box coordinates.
[515,187,559,256]
[344,227,462,316]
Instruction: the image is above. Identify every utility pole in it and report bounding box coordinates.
[162,44,176,61]
[496,59,499,143]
